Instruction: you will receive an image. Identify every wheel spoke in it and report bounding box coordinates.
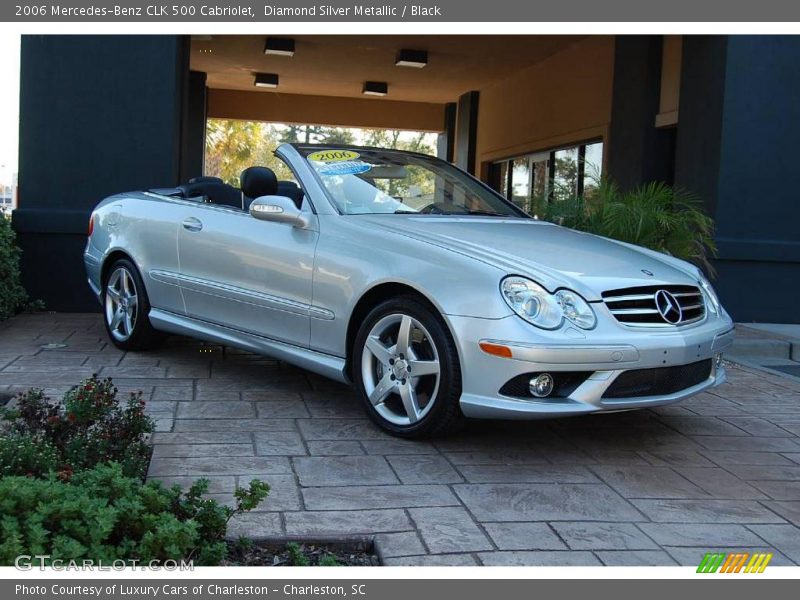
[408,358,439,377]
[121,271,131,296]
[110,308,124,330]
[399,382,421,423]
[365,336,393,366]
[369,373,395,406]
[107,287,121,302]
[395,315,412,356]
[127,294,138,311]
[123,312,134,336]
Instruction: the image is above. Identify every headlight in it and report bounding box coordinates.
[501,277,596,330]
[698,275,720,314]
[555,289,596,329]
[501,277,563,329]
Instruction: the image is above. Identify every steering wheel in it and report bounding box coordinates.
[418,203,446,215]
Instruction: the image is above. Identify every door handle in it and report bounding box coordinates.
[182,217,203,232]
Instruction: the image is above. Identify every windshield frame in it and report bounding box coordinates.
[293,143,530,219]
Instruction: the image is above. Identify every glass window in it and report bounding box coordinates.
[510,157,531,212]
[491,141,603,212]
[582,142,603,199]
[553,147,579,202]
[298,146,527,218]
[530,155,550,215]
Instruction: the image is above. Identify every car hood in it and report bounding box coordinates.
[354,215,698,301]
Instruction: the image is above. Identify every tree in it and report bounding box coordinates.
[280,125,356,145]
[205,119,291,184]
[361,129,435,155]
[205,120,438,187]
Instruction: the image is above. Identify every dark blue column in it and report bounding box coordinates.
[607,35,676,190]
[676,35,800,322]
[13,35,194,311]
[437,102,457,164]
[455,91,479,175]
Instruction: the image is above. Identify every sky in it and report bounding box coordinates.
[0,32,20,186]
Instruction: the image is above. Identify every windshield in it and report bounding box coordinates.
[297,146,527,217]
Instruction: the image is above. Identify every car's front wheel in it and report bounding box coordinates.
[353,296,464,438]
[103,258,164,350]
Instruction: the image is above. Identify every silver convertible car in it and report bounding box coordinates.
[84,143,735,437]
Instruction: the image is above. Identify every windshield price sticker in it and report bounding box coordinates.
[317,161,372,176]
[307,149,361,163]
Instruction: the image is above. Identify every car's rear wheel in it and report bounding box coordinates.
[353,296,464,438]
[103,258,164,350]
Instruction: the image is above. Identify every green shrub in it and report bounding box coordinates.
[0,216,30,321]
[285,542,311,566]
[318,554,341,566]
[535,179,717,276]
[1,375,154,478]
[0,432,60,477]
[0,462,270,566]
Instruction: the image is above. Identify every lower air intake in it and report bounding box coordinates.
[602,359,713,399]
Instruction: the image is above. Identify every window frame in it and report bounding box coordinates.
[489,139,603,212]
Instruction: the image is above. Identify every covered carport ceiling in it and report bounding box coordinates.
[191,35,586,104]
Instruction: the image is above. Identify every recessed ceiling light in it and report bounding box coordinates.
[254,73,279,88]
[264,37,295,57]
[363,81,388,96]
[396,49,428,68]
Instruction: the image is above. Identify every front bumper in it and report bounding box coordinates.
[445,309,735,419]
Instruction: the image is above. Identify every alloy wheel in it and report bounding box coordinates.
[360,313,441,426]
[104,267,138,342]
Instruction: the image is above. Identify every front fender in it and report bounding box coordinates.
[309,215,513,356]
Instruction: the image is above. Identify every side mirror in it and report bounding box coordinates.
[249,195,309,228]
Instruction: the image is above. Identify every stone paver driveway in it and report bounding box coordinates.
[2,313,800,566]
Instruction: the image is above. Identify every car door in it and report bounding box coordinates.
[117,194,187,317]
[177,202,318,347]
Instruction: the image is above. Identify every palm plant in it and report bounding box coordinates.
[538,179,717,276]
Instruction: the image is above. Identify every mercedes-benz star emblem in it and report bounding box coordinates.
[655,289,683,324]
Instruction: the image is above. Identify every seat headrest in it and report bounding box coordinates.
[240,167,278,199]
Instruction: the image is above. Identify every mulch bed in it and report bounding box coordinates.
[225,539,380,566]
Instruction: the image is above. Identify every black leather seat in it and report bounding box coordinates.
[188,176,224,184]
[276,181,304,209]
[241,166,279,210]
[179,180,243,209]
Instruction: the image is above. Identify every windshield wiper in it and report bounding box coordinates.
[465,210,509,217]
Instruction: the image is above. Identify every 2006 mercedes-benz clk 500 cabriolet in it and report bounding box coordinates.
[84,143,734,437]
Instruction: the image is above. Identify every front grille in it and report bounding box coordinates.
[602,359,712,399]
[602,285,705,327]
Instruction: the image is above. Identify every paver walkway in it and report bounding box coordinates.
[2,313,800,566]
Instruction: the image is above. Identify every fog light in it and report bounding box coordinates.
[529,373,555,398]
[715,353,724,368]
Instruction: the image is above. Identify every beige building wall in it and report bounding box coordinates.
[474,36,616,177]
[208,89,446,133]
[656,35,682,128]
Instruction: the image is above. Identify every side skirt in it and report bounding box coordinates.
[148,308,349,383]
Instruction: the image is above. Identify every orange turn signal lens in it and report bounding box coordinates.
[479,342,513,359]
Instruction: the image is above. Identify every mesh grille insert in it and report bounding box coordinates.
[602,359,713,399]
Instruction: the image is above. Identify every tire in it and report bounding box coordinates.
[352,295,465,438]
[102,258,164,351]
